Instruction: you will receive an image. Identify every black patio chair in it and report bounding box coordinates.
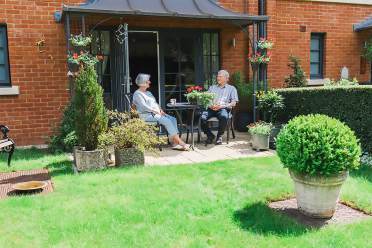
[205,107,236,144]
[0,125,15,166]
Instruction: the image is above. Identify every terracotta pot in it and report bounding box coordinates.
[289,170,348,218]
[74,147,107,171]
[115,147,144,166]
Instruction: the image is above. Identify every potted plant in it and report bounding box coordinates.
[276,114,361,218]
[257,90,284,148]
[248,38,273,69]
[99,117,166,166]
[231,72,254,132]
[185,86,215,108]
[248,122,272,151]
[73,65,108,171]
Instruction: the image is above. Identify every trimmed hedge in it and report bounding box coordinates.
[275,86,372,153]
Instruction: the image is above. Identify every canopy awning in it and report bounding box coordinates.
[62,0,268,26]
[354,16,372,32]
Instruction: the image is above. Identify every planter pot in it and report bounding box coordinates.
[269,124,283,149]
[235,112,252,132]
[115,147,144,166]
[74,147,107,171]
[251,133,270,150]
[289,170,349,218]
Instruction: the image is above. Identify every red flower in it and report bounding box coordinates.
[73,53,79,59]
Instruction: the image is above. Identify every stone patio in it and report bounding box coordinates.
[145,131,275,166]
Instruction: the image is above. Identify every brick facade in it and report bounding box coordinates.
[0,0,371,146]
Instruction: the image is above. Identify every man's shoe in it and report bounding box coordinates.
[215,136,223,145]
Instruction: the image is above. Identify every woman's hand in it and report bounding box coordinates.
[160,109,166,116]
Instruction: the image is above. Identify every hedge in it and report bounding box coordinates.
[275,86,372,153]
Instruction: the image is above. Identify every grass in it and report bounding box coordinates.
[0,149,371,248]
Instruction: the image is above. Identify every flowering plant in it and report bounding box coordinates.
[67,51,99,67]
[248,51,271,64]
[70,34,92,47]
[186,85,204,93]
[257,38,274,50]
[185,85,215,108]
[248,121,272,135]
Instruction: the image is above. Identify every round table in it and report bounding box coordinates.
[166,102,200,150]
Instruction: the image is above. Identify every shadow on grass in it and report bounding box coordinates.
[350,165,372,183]
[46,160,74,177]
[233,202,310,236]
[0,147,52,162]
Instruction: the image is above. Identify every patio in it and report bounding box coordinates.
[145,131,275,166]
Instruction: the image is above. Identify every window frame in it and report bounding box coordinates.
[310,33,325,79]
[0,24,11,87]
[202,31,220,86]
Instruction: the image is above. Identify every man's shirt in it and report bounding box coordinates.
[208,84,239,108]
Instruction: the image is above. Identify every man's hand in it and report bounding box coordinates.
[210,105,222,111]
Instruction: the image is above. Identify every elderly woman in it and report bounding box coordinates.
[133,73,190,151]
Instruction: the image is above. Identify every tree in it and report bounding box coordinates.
[74,66,108,151]
[284,55,307,88]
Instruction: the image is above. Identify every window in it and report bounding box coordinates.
[91,30,111,93]
[0,25,10,86]
[203,32,220,86]
[310,33,324,79]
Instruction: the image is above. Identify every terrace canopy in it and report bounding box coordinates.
[62,0,268,27]
[61,0,269,120]
[354,16,372,32]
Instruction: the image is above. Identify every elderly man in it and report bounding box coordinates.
[201,70,239,145]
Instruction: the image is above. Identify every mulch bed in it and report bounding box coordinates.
[0,168,53,199]
[269,198,371,228]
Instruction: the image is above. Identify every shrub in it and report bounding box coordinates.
[324,78,359,87]
[275,86,372,153]
[99,118,166,153]
[284,55,307,88]
[231,71,254,112]
[74,66,108,151]
[276,114,361,176]
[248,122,272,135]
[257,90,284,123]
[48,102,77,153]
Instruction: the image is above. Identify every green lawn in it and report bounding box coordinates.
[0,148,371,248]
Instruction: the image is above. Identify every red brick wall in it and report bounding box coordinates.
[267,0,372,87]
[0,0,371,146]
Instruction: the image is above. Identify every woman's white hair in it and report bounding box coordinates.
[135,73,151,86]
[218,70,230,79]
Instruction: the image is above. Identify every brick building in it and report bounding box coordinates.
[0,0,371,146]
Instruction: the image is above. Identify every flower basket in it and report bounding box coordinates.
[185,85,215,108]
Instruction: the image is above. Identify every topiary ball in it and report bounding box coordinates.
[276,114,361,176]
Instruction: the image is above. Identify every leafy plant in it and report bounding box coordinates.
[67,52,98,67]
[363,39,372,61]
[74,66,108,151]
[284,55,307,88]
[276,114,362,176]
[324,78,359,87]
[248,52,271,64]
[185,89,215,108]
[257,38,274,50]
[248,122,272,135]
[99,118,166,153]
[48,101,77,153]
[70,34,92,47]
[257,90,284,123]
[107,110,139,127]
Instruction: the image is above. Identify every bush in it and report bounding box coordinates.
[99,118,166,153]
[231,71,254,112]
[276,86,372,153]
[257,90,284,123]
[74,66,108,151]
[324,78,359,86]
[276,114,361,176]
[48,102,77,153]
[284,55,307,88]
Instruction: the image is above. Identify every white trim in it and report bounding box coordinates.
[307,78,329,86]
[0,86,19,96]
[306,0,372,5]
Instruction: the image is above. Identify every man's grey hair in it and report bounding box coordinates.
[218,70,230,80]
[135,73,151,86]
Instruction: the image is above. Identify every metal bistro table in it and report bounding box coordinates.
[166,102,200,150]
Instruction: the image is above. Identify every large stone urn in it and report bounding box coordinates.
[74,147,107,171]
[289,170,348,218]
[115,147,144,166]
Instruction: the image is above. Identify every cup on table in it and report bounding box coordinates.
[170,98,177,105]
